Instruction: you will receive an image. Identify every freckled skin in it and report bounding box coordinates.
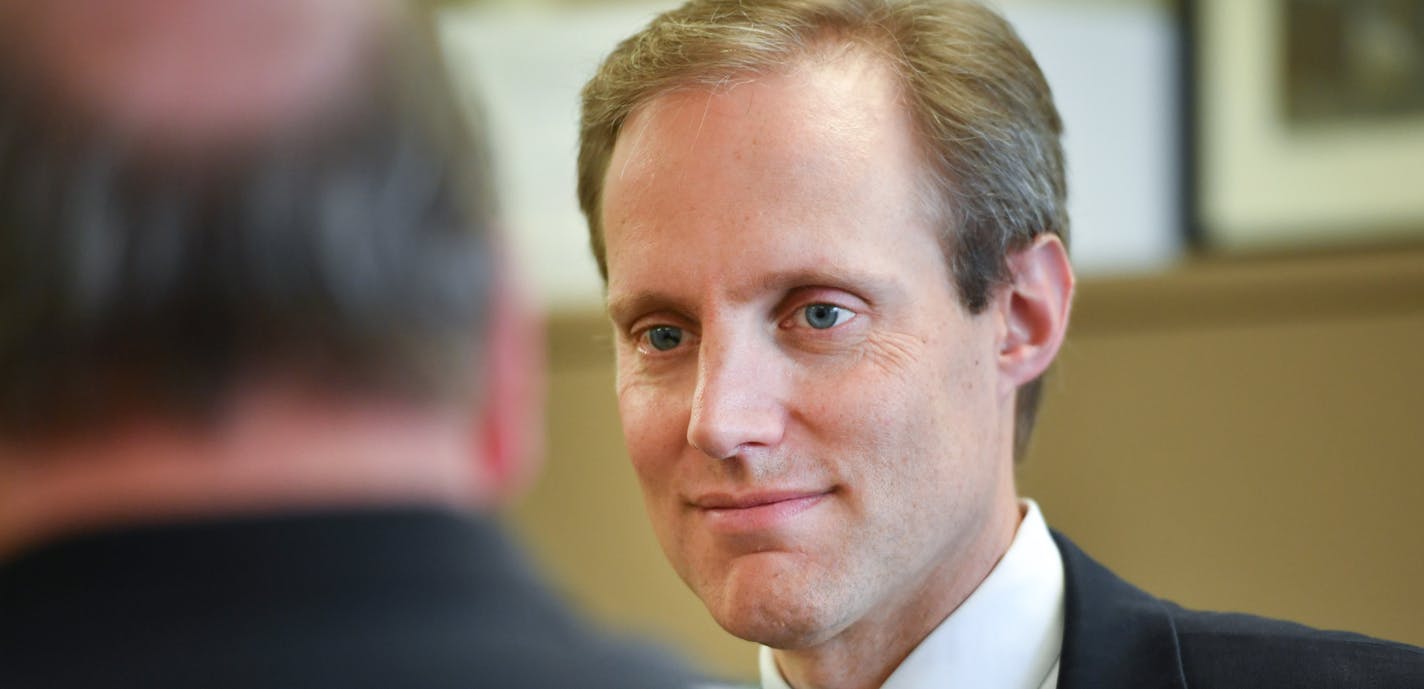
[601,53,1023,676]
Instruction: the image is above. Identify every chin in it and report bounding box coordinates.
[699,552,852,649]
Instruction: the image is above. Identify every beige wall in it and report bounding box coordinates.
[505,246,1424,681]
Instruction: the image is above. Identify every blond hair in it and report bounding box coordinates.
[578,0,1067,460]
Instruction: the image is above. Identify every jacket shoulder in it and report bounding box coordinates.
[1167,604,1424,689]
[1051,530,1423,689]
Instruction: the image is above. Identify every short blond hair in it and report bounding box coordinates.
[578,0,1067,460]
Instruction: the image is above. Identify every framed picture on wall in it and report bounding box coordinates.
[1188,0,1424,252]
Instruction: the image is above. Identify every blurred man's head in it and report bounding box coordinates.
[580,0,1072,684]
[0,1,537,555]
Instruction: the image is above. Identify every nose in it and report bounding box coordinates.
[686,334,787,459]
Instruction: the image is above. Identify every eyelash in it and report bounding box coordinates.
[630,300,860,355]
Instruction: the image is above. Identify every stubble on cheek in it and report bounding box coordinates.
[825,327,993,612]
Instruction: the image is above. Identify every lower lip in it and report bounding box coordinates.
[698,493,829,532]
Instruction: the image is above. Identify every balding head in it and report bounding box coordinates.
[0,0,395,149]
[0,1,501,441]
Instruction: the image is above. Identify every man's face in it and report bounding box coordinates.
[600,54,1021,650]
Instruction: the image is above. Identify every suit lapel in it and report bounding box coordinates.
[1051,532,1190,689]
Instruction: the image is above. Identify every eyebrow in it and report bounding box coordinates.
[740,267,902,306]
[606,291,696,329]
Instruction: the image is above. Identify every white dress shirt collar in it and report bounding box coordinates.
[759,499,1064,689]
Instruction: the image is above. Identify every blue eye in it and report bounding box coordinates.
[646,325,684,351]
[802,304,852,330]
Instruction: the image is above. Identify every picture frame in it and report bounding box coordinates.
[1187,0,1424,252]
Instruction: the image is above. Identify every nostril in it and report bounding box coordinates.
[688,341,786,458]
[686,407,739,460]
[686,398,785,461]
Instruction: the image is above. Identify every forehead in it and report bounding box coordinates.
[601,52,944,306]
[609,51,914,203]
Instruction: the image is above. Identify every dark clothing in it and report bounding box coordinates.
[1053,532,1424,689]
[0,508,694,689]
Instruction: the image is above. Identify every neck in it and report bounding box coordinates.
[774,477,1024,689]
[0,386,484,561]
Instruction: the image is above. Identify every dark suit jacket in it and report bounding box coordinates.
[1053,532,1424,689]
[0,508,694,689]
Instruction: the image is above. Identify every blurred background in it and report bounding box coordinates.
[434,0,1423,680]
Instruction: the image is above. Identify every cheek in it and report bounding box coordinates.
[823,328,998,505]
[795,360,934,512]
[614,369,707,583]
[615,371,689,492]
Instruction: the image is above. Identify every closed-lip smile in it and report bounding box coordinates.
[690,489,832,531]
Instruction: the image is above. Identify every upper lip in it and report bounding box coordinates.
[691,489,830,510]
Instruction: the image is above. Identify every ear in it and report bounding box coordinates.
[996,234,1074,395]
[472,262,546,507]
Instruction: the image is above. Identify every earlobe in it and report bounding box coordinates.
[997,234,1074,389]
